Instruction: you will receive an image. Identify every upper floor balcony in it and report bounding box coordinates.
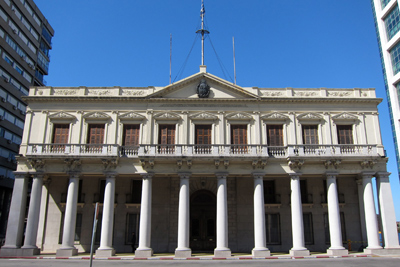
[25,143,381,159]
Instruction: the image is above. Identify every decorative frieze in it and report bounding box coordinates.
[121,89,146,96]
[53,89,78,96]
[87,89,112,96]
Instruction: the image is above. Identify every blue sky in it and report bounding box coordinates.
[34,0,400,220]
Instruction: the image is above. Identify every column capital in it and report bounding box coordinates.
[30,172,46,179]
[178,172,191,179]
[67,171,81,179]
[104,171,117,179]
[140,172,154,180]
[375,171,391,180]
[359,171,375,180]
[326,172,339,179]
[289,172,302,180]
[252,172,265,180]
[13,172,29,179]
[215,172,229,179]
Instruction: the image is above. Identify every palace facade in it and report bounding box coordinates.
[1,66,399,257]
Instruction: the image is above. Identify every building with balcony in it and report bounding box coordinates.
[0,66,399,257]
[0,0,54,245]
[371,0,400,176]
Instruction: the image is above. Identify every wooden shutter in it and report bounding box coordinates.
[302,125,319,145]
[87,124,105,144]
[159,125,175,144]
[52,124,69,143]
[196,125,212,145]
[267,125,283,146]
[337,125,353,144]
[231,125,247,144]
[123,125,140,146]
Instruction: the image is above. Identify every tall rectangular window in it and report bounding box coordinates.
[302,125,318,144]
[265,214,281,245]
[382,0,392,9]
[52,124,69,143]
[303,213,314,245]
[87,124,105,144]
[385,5,400,40]
[158,124,175,153]
[324,212,346,244]
[128,180,142,204]
[267,125,283,146]
[231,125,247,154]
[123,124,140,146]
[195,125,212,153]
[264,180,277,204]
[126,213,139,246]
[300,180,310,204]
[390,41,400,75]
[336,125,353,144]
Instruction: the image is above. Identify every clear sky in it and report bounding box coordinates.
[34,0,400,220]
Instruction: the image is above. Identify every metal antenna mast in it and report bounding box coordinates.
[196,0,209,65]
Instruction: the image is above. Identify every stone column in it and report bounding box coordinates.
[214,172,231,257]
[289,173,309,256]
[175,173,191,258]
[0,173,28,256]
[361,172,382,253]
[376,172,400,251]
[356,179,368,246]
[57,173,80,257]
[326,172,348,256]
[135,173,154,258]
[21,173,44,256]
[252,173,270,257]
[96,172,117,257]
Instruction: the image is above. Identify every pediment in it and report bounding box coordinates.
[119,111,146,121]
[225,112,253,121]
[261,112,289,121]
[297,112,323,121]
[83,112,111,120]
[154,111,181,120]
[49,111,76,121]
[189,112,218,120]
[332,112,358,121]
[147,72,259,100]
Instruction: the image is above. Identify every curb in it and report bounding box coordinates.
[0,254,373,260]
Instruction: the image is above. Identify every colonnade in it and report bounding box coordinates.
[0,171,399,257]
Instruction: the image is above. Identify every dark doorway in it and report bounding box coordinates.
[190,190,216,252]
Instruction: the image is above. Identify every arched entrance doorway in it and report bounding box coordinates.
[190,190,216,252]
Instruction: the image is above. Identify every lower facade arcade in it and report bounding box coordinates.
[1,170,399,257]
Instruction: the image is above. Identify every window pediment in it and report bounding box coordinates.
[297,112,323,122]
[261,112,289,122]
[119,111,145,121]
[190,112,218,121]
[83,112,111,122]
[154,111,181,121]
[332,112,358,123]
[48,111,76,122]
[225,112,252,121]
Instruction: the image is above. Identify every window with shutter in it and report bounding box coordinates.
[336,125,353,144]
[195,125,212,153]
[302,125,319,145]
[52,124,69,152]
[123,124,140,146]
[158,124,175,154]
[87,124,105,153]
[231,125,247,154]
[267,125,283,146]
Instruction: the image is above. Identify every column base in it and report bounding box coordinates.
[174,248,191,258]
[252,248,270,257]
[95,248,115,257]
[327,249,348,256]
[0,247,21,257]
[214,248,231,258]
[368,248,400,255]
[135,248,153,258]
[56,247,78,257]
[290,249,310,256]
[21,247,41,256]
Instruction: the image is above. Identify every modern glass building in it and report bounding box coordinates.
[371,0,400,177]
[0,0,54,244]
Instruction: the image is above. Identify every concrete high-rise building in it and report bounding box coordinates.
[371,0,400,176]
[0,0,54,244]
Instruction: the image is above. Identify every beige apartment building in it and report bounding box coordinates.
[0,66,399,257]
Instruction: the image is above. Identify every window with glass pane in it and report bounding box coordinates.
[324,212,346,244]
[300,180,311,204]
[264,180,277,204]
[123,124,140,146]
[390,41,400,75]
[382,0,392,9]
[385,5,400,40]
[231,124,247,154]
[336,125,353,144]
[302,125,318,144]
[52,124,69,143]
[126,213,139,245]
[195,125,212,153]
[265,213,281,244]
[87,124,105,153]
[303,213,314,245]
[158,124,175,153]
[129,180,142,204]
[267,125,283,146]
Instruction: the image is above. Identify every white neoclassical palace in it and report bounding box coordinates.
[1,66,399,257]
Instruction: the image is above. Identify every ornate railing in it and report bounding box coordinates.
[25,144,379,158]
